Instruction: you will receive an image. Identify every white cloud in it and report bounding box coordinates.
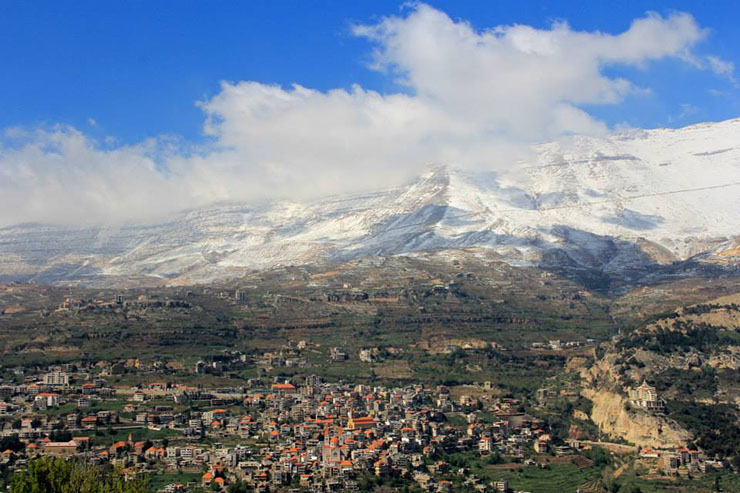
[0,4,726,226]
[0,127,187,225]
[706,55,733,75]
[706,55,737,86]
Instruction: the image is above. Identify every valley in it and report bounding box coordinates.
[2,254,740,491]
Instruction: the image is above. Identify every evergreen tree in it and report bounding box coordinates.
[9,457,149,493]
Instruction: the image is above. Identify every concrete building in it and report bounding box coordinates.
[43,371,70,387]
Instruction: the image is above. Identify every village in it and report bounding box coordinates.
[0,354,732,493]
[2,279,740,492]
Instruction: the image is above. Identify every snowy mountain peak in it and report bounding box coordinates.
[1,118,739,286]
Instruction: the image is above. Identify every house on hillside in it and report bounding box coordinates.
[628,381,665,412]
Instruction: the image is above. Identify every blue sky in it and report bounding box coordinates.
[1,0,738,145]
[0,1,738,226]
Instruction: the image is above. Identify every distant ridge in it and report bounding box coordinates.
[1,118,739,286]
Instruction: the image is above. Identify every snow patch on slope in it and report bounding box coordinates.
[1,118,739,284]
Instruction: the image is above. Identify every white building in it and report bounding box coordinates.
[628,381,665,411]
[43,371,70,387]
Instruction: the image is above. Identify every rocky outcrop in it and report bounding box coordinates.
[708,346,740,370]
[579,348,692,448]
[578,292,740,448]
[565,356,591,372]
[581,387,691,448]
[416,336,495,354]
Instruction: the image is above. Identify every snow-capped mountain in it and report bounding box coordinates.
[2,118,740,285]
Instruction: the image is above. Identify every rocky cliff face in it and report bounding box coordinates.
[579,294,740,447]
[579,352,692,448]
[582,387,692,448]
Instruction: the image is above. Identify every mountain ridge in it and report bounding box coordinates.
[1,118,739,286]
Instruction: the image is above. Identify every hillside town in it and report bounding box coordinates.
[0,357,732,493]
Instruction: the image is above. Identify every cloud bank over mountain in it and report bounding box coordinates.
[0,4,732,226]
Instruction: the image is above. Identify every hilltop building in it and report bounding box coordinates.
[628,381,665,412]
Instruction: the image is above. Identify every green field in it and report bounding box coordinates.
[147,471,204,492]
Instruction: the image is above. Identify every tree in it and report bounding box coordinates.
[227,480,251,493]
[9,457,148,493]
[0,435,24,453]
[49,430,72,442]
